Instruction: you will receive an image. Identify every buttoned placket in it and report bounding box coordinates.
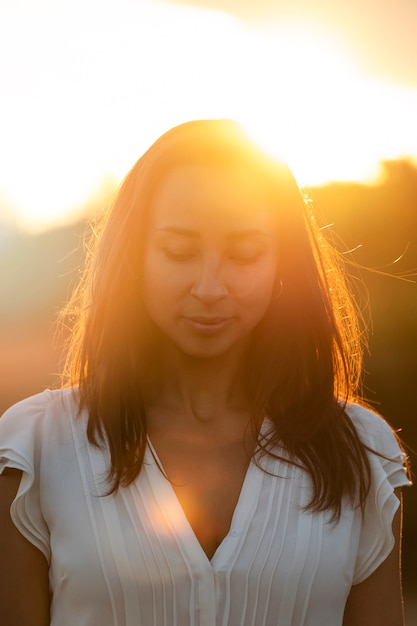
[145,438,265,626]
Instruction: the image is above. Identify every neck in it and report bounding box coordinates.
[147,343,251,424]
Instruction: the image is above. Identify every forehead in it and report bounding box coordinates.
[148,164,279,232]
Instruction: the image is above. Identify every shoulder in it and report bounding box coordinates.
[0,387,81,443]
[344,403,401,456]
[1,387,79,418]
[344,404,411,584]
[345,402,411,489]
[0,388,82,563]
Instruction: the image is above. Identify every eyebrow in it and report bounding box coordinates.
[155,227,271,239]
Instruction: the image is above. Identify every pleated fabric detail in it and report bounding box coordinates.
[0,389,411,626]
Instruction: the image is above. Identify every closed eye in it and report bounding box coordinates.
[227,243,264,264]
[163,249,196,262]
[229,253,262,264]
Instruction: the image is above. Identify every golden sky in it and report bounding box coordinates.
[165,0,417,87]
[1,0,416,232]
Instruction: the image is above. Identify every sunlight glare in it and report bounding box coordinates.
[239,23,417,187]
[1,1,416,231]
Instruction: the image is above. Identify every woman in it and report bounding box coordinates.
[0,119,411,625]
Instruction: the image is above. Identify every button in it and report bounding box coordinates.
[230,529,240,537]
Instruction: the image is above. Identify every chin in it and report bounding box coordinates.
[174,335,250,362]
[178,345,231,360]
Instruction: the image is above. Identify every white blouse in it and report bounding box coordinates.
[0,388,410,626]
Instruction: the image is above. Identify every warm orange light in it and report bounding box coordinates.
[240,23,417,187]
[1,3,416,232]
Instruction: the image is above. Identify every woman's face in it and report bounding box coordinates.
[142,164,279,360]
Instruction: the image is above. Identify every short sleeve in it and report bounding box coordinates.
[346,404,411,584]
[0,390,53,562]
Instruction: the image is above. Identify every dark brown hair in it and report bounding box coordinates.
[62,119,384,517]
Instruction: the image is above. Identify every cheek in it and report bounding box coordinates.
[142,254,167,314]
[143,249,177,288]
[141,255,191,315]
[230,262,277,304]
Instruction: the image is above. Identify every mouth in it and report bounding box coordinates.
[181,315,234,334]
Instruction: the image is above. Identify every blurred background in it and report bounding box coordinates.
[1,0,416,621]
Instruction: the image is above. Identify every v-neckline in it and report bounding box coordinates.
[145,426,266,566]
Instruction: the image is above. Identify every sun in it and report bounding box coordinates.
[1,3,416,232]
[239,21,417,187]
[239,24,376,186]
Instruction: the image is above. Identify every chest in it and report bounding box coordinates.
[147,433,252,560]
[45,440,359,626]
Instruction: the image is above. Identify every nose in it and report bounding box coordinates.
[190,257,228,304]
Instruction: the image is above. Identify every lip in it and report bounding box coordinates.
[181,315,234,334]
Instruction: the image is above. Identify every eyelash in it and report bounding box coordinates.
[229,254,261,265]
[163,250,261,264]
[164,250,195,262]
